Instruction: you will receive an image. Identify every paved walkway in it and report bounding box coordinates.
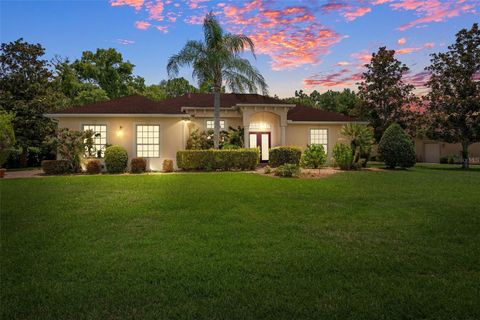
[2,169,44,179]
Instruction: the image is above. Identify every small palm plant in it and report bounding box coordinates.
[167,13,268,148]
[341,123,374,167]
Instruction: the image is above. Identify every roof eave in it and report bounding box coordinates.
[44,113,190,118]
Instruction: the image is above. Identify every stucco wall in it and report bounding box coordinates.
[415,139,480,163]
[56,116,186,170]
[285,124,348,161]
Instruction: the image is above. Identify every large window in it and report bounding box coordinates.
[206,120,225,130]
[310,129,328,152]
[82,124,107,157]
[136,125,159,157]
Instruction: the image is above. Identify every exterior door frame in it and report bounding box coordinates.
[249,132,271,162]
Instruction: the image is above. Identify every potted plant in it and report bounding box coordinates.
[0,111,16,178]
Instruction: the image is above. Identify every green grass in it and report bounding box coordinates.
[1,165,479,319]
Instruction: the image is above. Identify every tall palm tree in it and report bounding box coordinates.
[167,13,268,148]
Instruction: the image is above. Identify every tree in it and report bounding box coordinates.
[341,123,374,167]
[0,111,16,167]
[72,48,145,99]
[167,13,268,148]
[358,47,417,142]
[425,23,480,169]
[378,123,416,169]
[0,38,56,166]
[160,77,197,98]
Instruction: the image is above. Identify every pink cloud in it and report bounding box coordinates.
[135,20,151,29]
[145,0,164,21]
[155,25,169,33]
[304,69,362,88]
[396,42,435,54]
[336,61,350,66]
[184,13,205,25]
[320,2,350,12]
[397,37,406,45]
[392,0,477,31]
[221,1,345,70]
[110,0,144,10]
[343,7,372,21]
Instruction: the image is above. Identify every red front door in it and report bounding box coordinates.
[249,132,271,162]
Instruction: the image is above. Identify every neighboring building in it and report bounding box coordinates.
[46,94,363,170]
[414,139,480,164]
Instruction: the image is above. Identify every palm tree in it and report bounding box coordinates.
[167,13,268,148]
[341,123,374,166]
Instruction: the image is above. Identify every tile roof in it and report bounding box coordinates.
[49,93,360,122]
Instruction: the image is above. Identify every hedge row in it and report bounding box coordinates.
[41,160,70,175]
[177,149,259,171]
[269,146,302,167]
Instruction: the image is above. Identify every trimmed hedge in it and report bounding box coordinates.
[378,123,416,169]
[332,143,353,170]
[104,145,128,173]
[41,160,70,175]
[269,146,302,167]
[177,149,259,171]
[130,157,147,174]
[86,159,102,174]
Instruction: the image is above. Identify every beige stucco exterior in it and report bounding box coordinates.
[414,139,480,163]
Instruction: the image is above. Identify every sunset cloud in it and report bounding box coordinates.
[303,68,362,89]
[110,0,144,10]
[396,42,435,54]
[343,7,372,21]
[397,37,406,45]
[135,20,151,29]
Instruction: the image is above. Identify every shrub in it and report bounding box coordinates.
[0,111,15,168]
[86,159,102,174]
[130,157,147,173]
[177,149,259,171]
[448,156,455,164]
[41,160,70,175]
[269,146,302,167]
[163,159,174,172]
[378,123,416,169]
[301,144,327,168]
[274,164,300,178]
[264,165,272,174]
[440,156,448,164]
[104,145,128,173]
[332,143,353,170]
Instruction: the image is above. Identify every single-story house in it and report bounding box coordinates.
[46,93,364,169]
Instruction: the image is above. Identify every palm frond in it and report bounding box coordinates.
[167,40,205,78]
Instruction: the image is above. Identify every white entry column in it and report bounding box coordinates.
[280,125,286,146]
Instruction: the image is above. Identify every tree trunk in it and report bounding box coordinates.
[461,141,470,169]
[213,87,221,149]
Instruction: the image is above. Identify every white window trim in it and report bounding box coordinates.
[135,124,161,158]
[309,128,329,154]
[205,119,226,130]
[81,123,108,157]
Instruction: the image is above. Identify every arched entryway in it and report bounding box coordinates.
[247,111,281,161]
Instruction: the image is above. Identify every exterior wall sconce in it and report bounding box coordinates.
[117,126,124,137]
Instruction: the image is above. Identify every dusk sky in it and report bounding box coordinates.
[1,0,478,97]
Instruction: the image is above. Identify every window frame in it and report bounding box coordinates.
[309,128,329,154]
[135,124,160,158]
[205,119,226,130]
[81,124,108,158]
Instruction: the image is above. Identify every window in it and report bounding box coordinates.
[82,124,107,157]
[310,129,328,152]
[206,120,225,129]
[136,125,159,157]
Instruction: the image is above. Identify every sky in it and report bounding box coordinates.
[1,0,478,98]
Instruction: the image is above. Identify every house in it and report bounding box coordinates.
[46,94,364,170]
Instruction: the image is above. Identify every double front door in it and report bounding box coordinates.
[249,132,270,162]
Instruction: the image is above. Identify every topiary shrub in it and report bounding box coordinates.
[104,145,128,173]
[177,149,259,171]
[269,146,302,167]
[41,160,70,175]
[274,164,300,178]
[162,159,174,172]
[86,159,102,174]
[130,157,147,173]
[301,144,327,168]
[378,123,416,169]
[332,143,353,170]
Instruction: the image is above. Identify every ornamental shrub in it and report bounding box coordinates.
[269,146,302,167]
[378,123,416,169]
[104,145,128,173]
[332,143,353,170]
[130,157,147,173]
[162,159,174,172]
[274,164,300,178]
[41,160,70,175]
[301,144,327,168]
[176,149,259,171]
[86,159,102,174]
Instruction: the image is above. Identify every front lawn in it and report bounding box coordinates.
[1,165,479,319]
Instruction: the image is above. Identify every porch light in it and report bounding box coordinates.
[117,126,124,137]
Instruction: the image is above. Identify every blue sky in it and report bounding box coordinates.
[1,0,478,97]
